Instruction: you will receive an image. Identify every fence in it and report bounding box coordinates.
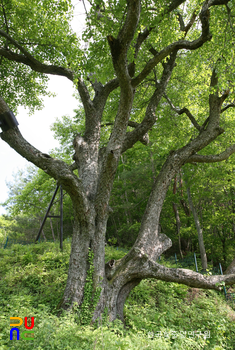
[1,238,234,302]
[0,236,54,249]
[159,252,235,303]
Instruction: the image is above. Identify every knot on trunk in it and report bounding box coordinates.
[39,153,52,159]
[105,259,116,280]
[154,234,172,258]
[134,247,149,260]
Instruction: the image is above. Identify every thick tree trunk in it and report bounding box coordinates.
[1,0,235,325]
[58,210,142,323]
[59,149,235,324]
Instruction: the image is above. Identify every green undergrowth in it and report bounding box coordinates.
[0,242,234,349]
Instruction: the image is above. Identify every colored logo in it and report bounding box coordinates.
[10,317,34,340]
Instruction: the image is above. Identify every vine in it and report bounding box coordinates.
[79,248,102,325]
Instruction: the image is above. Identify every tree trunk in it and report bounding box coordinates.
[225,257,235,275]
[186,186,207,271]
[3,99,235,323]
[59,149,227,323]
[1,0,235,324]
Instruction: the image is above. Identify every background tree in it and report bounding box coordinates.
[1,0,235,323]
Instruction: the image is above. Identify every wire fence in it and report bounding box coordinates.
[0,236,55,249]
[159,252,235,303]
[1,237,234,302]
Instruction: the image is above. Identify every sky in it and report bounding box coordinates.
[0,1,89,215]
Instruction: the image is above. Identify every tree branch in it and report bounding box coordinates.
[109,251,235,290]
[0,30,97,142]
[177,10,197,36]
[0,97,89,221]
[127,0,188,77]
[0,29,97,150]
[132,2,213,87]
[93,78,119,117]
[96,1,142,217]
[209,0,230,6]
[140,259,235,290]
[1,2,9,48]
[164,93,202,131]
[125,67,229,259]
[167,0,186,13]
[101,120,149,146]
[221,103,235,113]
[121,50,178,153]
[107,0,141,74]
[116,0,141,50]
[186,144,235,164]
[0,30,74,81]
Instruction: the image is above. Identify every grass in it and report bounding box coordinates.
[0,242,234,349]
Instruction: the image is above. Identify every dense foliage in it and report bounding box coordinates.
[2,126,235,270]
[1,0,235,324]
[0,242,234,349]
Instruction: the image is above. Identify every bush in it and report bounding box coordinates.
[0,243,234,349]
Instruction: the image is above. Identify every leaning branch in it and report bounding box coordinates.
[164,93,202,131]
[141,259,235,290]
[186,144,235,164]
[221,103,235,113]
[0,29,74,81]
[0,30,96,138]
[0,97,89,220]
[108,252,235,290]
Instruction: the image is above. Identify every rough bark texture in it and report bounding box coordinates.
[1,0,235,324]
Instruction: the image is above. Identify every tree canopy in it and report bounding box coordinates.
[1,0,235,323]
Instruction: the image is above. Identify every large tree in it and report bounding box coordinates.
[1,0,235,322]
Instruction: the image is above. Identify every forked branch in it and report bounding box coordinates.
[164,93,202,131]
[131,2,214,87]
[177,10,197,37]
[121,50,178,153]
